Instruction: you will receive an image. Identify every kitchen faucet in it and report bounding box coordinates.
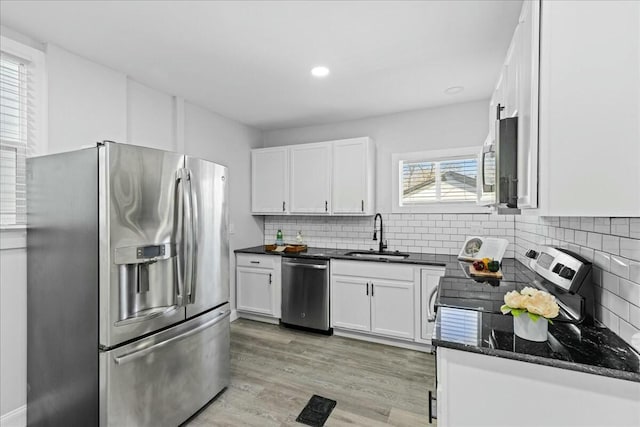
[373,213,387,253]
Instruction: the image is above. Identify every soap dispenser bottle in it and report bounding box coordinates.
[276,229,284,246]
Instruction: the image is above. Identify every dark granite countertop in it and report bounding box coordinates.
[235,245,463,271]
[433,307,640,382]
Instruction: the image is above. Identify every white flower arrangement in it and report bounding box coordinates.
[500,287,560,323]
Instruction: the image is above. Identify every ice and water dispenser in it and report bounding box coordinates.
[114,243,176,324]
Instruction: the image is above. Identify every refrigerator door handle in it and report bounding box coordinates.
[176,168,191,306]
[182,168,195,305]
[187,168,198,305]
[113,309,231,365]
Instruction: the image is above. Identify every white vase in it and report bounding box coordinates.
[513,314,548,342]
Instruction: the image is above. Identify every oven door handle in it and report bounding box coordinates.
[426,285,439,322]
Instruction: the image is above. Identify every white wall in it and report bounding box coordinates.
[47,44,127,153]
[263,100,488,213]
[127,79,176,152]
[0,39,263,423]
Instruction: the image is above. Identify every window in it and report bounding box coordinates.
[0,37,46,227]
[392,147,489,213]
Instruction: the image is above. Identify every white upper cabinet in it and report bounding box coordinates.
[487,0,539,210]
[332,137,375,215]
[251,137,376,215]
[251,147,289,214]
[289,142,332,214]
[516,0,540,209]
[536,0,640,216]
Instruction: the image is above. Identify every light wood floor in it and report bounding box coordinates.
[187,319,436,426]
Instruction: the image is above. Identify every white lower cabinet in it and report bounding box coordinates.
[370,280,414,340]
[236,254,281,319]
[332,276,371,332]
[331,260,415,341]
[436,347,640,427]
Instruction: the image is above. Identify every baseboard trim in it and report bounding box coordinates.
[334,328,434,353]
[230,309,239,322]
[236,311,280,325]
[1,405,26,427]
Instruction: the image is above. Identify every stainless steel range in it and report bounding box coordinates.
[437,246,595,324]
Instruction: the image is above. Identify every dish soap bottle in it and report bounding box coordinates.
[296,230,304,244]
[276,229,284,246]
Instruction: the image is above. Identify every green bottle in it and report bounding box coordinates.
[276,229,284,245]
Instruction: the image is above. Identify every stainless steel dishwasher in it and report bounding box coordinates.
[281,257,331,333]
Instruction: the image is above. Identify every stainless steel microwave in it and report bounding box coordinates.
[478,117,518,209]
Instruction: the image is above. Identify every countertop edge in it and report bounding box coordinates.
[432,339,640,383]
[234,247,451,267]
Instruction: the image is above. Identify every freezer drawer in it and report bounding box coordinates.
[100,304,231,426]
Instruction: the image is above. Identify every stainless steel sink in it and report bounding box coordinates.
[344,251,410,261]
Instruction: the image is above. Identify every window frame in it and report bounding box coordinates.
[391,147,491,214]
[0,36,47,233]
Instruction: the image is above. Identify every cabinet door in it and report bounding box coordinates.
[251,148,289,214]
[332,138,373,214]
[289,143,331,214]
[516,0,540,209]
[370,280,414,340]
[505,26,520,118]
[236,266,274,315]
[331,276,371,332]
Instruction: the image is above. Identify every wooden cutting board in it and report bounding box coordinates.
[469,263,503,279]
[264,244,308,253]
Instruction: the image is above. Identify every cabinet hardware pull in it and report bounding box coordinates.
[250,261,260,264]
[371,283,374,296]
[361,200,364,212]
[268,273,272,284]
[283,201,286,212]
[366,282,369,296]
[325,200,328,212]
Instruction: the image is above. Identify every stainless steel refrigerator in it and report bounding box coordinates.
[27,142,230,426]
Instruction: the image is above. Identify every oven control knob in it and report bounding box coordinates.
[559,266,575,280]
[552,263,564,274]
[525,250,538,259]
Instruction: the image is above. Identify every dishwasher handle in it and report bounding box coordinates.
[282,261,327,270]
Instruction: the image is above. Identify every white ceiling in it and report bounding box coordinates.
[0,1,522,130]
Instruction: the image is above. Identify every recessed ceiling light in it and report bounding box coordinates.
[311,66,330,78]
[444,86,464,95]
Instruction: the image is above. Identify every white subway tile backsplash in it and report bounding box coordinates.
[515,215,640,347]
[610,255,630,280]
[594,217,611,234]
[612,218,630,237]
[586,232,602,251]
[630,218,640,239]
[618,278,640,308]
[264,213,516,257]
[580,217,595,232]
[574,230,587,246]
[602,234,620,255]
[620,238,640,261]
[629,304,640,329]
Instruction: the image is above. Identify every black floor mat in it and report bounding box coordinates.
[296,395,337,427]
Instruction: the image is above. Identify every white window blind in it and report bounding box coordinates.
[0,54,27,226]
[401,156,478,205]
